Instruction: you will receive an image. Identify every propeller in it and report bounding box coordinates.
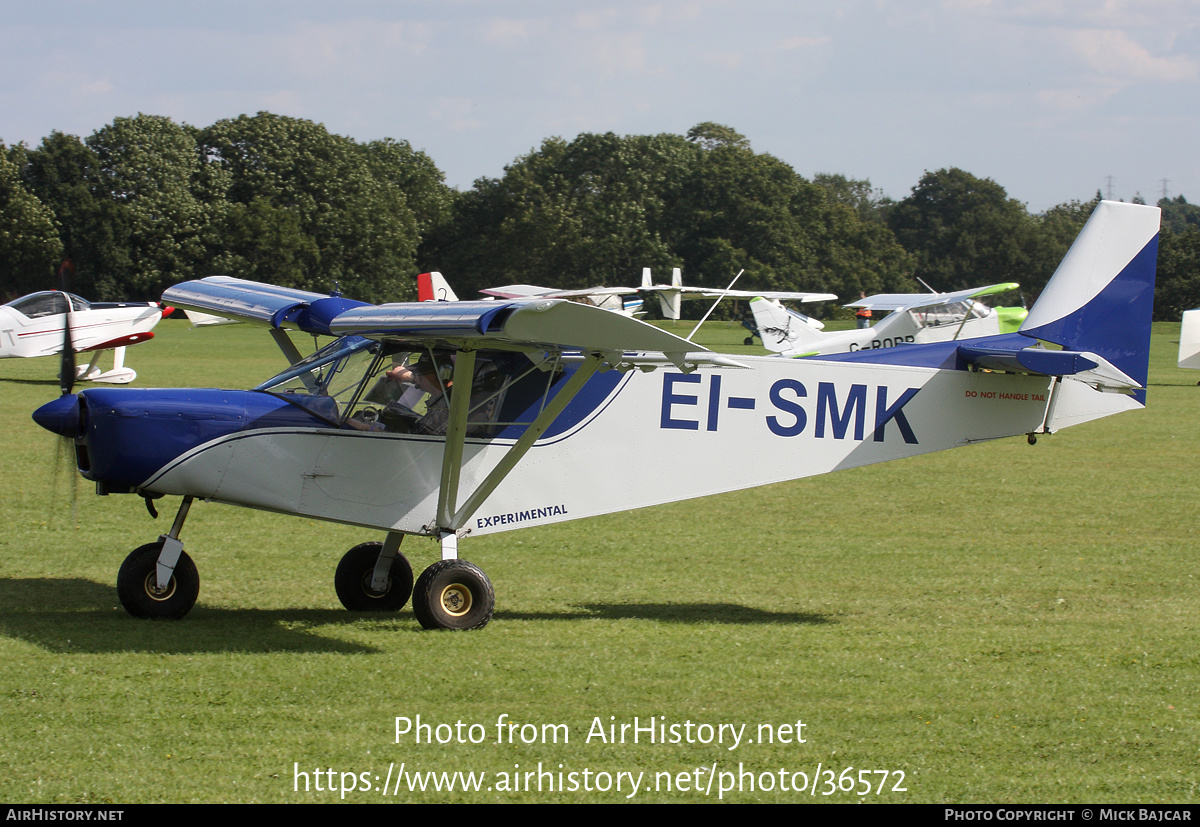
[58,260,76,396]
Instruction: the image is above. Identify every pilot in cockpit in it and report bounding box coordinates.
[347,351,452,433]
[384,353,452,434]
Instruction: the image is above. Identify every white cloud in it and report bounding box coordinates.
[777,36,831,50]
[483,18,531,47]
[1067,28,1199,82]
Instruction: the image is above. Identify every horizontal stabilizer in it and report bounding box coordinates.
[958,343,1140,393]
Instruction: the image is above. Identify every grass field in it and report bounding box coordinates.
[0,319,1196,803]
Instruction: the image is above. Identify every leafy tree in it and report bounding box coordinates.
[888,168,1036,294]
[813,173,894,224]
[685,122,751,151]
[200,113,419,300]
[425,131,693,297]
[426,124,915,317]
[1017,195,1103,300]
[0,145,63,298]
[1159,195,1200,234]
[811,202,916,305]
[19,131,129,299]
[669,133,913,309]
[364,138,455,240]
[81,114,230,300]
[1155,225,1200,321]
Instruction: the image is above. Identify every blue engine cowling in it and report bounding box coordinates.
[33,388,331,493]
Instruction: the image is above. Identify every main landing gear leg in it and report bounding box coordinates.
[116,496,200,619]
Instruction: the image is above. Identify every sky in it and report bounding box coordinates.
[2,0,1197,213]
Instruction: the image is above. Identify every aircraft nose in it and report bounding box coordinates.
[32,394,83,438]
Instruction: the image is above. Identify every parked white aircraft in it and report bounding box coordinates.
[1,291,165,384]
[481,267,837,318]
[750,283,1027,358]
[32,202,1159,630]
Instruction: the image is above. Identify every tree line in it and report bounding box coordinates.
[2,113,1197,320]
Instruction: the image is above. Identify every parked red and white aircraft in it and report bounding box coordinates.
[0,291,166,384]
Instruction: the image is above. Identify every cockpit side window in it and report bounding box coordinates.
[258,340,570,439]
[341,347,566,438]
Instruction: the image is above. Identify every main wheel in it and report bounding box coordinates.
[411,560,495,630]
[117,542,200,620]
[334,542,414,611]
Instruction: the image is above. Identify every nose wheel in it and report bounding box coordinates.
[117,541,200,619]
[334,541,414,611]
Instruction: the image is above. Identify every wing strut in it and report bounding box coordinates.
[432,351,604,543]
[435,348,479,529]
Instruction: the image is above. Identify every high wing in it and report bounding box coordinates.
[163,276,744,372]
[156,276,742,564]
[163,276,372,364]
[163,276,370,331]
[844,282,1019,312]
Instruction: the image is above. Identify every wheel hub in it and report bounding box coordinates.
[360,570,391,598]
[142,572,177,602]
[439,583,473,617]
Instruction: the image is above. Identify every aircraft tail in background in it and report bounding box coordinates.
[749,297,826,355]
[417,272,459,303]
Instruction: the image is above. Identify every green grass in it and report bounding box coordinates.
[0,320,1196,803]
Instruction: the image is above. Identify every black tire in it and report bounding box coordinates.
[117,542,200,620]
[411,560,495,630]
[334,542,414,611]
[744,336,754,346]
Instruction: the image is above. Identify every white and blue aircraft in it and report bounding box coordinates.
[32,201,1160,630]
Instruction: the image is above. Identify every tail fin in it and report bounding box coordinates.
[417,272,459,302]
[647,267,684,319]
[750,297,826,354]
[1021,201,1160,394]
